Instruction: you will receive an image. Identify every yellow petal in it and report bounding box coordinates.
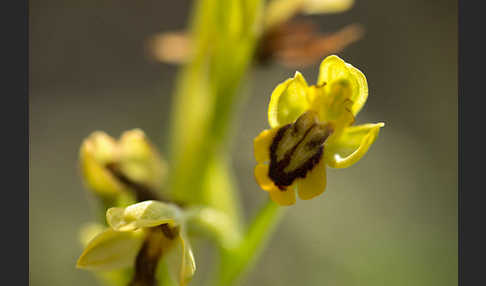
[254,164,278,192]
[325,122,384,168]
[311,79,355,129]
[329,91,355,136]
[268,71,311,128]
[179,233,196,286]
[76,228,144,271]
[79,132,127,197]
[302,0,355,15]
[264,0,305,30]
[117,129,168,192]
[254,128,279,163]
[86,131,119,162]
[264,0,354,31]
[317,55,368,116]
[269,186,296,206]
[79,223,106,247]
[106,200,182,232]
[297,156,327,200]
[165,231,196,286]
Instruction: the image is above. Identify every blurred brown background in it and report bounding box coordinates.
[30,0,457,285]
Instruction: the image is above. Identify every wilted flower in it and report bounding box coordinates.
[77,200,196,286]
[256,21,364,68]
[147,0,359,68]
[254,55,384,205]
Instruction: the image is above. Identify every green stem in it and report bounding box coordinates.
[168,0,264,234]
[166,1,283,286]
[215,199,285,286]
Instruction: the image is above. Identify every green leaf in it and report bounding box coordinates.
[186,206,242,251]
[201,155,244,231]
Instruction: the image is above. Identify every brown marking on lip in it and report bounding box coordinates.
[268,114,331,190]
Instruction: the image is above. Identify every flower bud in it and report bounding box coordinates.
[79,131,128,198]
[79,129,167,201]
[117,129,167,193]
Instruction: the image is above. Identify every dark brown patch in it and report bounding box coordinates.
[268,123,329,190]
[129,227,165,286]
[105,162,186,207]
[161,224,179,240]
[128,224,180,286]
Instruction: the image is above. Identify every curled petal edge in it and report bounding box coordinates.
[325,122,384,169]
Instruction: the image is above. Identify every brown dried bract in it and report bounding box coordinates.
[257,21,364,68]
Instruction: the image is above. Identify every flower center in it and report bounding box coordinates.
[268,111,332,190]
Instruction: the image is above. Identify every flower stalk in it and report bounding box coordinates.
[168,0,264,218]
[215,199,284,286]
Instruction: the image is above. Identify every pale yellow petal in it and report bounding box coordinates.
[269,186,296,206]
[347,65,368,115]
[311,79,355,128]
[254,164,278,192]
[268,71,311,128]
[79,132,126,197]
[165,231,196,286]
[179,233,196,286]
[86,131,118,162]
[317,55,368,116]
[265,0,354,31]
[106,200,182,232]
[325,122,384,168]
[254,128,279,163]
[264,0,305,30]
[302,0,355,15]
[297,156,327,200]
[76,228,144,271]
[117,129,168,191]
[79,223,106,247]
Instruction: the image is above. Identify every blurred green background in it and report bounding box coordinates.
[29,0,457,285]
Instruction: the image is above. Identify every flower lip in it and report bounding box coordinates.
[254,55,383,205]
[268,111,332,190]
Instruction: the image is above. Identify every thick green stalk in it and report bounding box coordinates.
[166,1,288,286]
[215,200,284,286]
[168,0,264,225]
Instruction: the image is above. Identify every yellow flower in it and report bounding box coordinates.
[79,129,167,200]
[254,55,384,206]
[77,200,196,286]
